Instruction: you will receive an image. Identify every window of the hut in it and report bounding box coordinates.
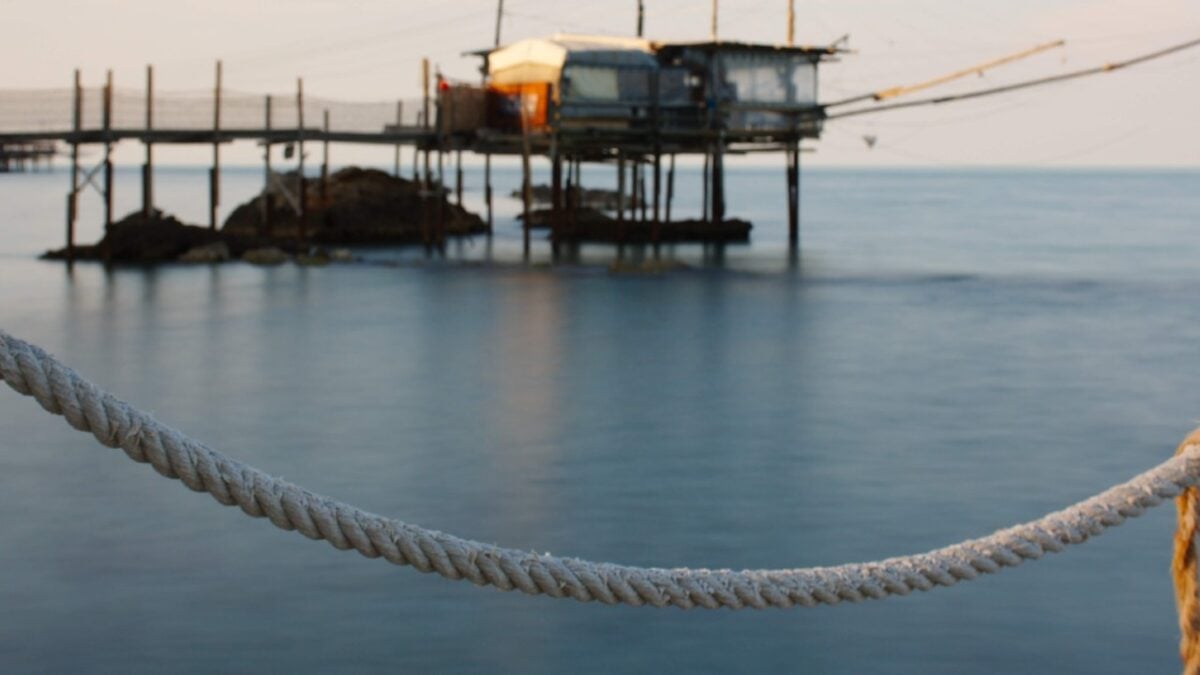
[561,65,653,103]
[719,53,817,107]
[562,65,619,101]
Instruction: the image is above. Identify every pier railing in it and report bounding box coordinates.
[3,328,1200,672]
[0,86,428,137]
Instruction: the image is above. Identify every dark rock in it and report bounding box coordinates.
[223,167,486,244]
[42,210,283,263]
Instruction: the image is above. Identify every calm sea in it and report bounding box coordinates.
[1,163,1198,673]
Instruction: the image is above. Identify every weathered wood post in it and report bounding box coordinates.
[66,69,82,262]
[484,152,493,232]
[617,153,626,228]
[102,69,114,233]
[297,77,307,241]
[705,135,724,222]
[519,93,533,259]
[455,148,463,208]
[393,100,403,177]
[786,139,799,250]
[210,60,222,230]
[143,64,154,219]
[421,59,432,190]
[651,68,662,243]
[665,153,675,224]
[321,109,330,207]
[262,95,273,237]
[550,140,563,247]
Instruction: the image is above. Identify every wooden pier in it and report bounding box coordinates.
[5,30,1184,264]
[0,141,54,173]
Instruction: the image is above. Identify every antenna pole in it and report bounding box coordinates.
[710,0,718,41]
[494,0,504,47]
[787,0,795,46]
[637,0,644,37]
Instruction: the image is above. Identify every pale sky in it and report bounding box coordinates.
[4,0,1199,167]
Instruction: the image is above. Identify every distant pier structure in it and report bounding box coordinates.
[0,141,54,173]
[0,33,843,261]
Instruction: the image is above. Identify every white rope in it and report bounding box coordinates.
[1,328,1197,610]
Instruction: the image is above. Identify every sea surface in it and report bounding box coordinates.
[1,162,1198,673]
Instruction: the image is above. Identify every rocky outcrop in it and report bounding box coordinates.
[43,167,487,263]
[41,210,284,263]
[223,168,486,244]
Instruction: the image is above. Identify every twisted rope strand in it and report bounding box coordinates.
[2,329,1199,613]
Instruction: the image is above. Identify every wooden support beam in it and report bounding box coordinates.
[550,142,562,246]
[102,69,113,234]
[66,68,81,262]
[787,0,795,47]
[520,94,533,259]
[297,77,307,241]
[143,64,154,219]
[484,152,493,232]
[617,153,626,229]
[210,60,222,230]
[792,141,801,250]
[421,59,431,134]
[639,163,648,224]
[665,153,675,224]
[652,151,661,244]
[786,140,799,249]
[711,137,725,223]
[262,95,272,237]
[321,109,330,207]
[393,101,403,177]
[436,142,446,247]
[455,148,463,208]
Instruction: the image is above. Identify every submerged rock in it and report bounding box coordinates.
[242,247,290,266]
[43,166,487,264]
[179,241,231,263]
[41,210,279,263]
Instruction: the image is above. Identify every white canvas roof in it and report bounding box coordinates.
[489,34,657,85]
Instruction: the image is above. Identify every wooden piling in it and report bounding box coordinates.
[66,69,81,262]
[143,65,154,219]
[652,151,661,243]
[484,152,493,232]
[102,70,113,233]
[786,139,799,249]
[791,140,801,250]
[393,101,403,177]
[550,141,563,245]
[455,148,463,208]
[711,136,725,223]
[262,96,273,237]
[639,163,648,224]
[321,109,330,207]
[617,154,626,226]
[519,94,533,259]
[412,111,421,183]
[436,141,446,246]
[210,60,222,230]
[297,77,307,241]
[701,150,710,223]
[665,153,675,224]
